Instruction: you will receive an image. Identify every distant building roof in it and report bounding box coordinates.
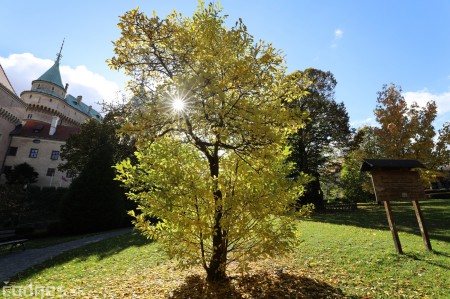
[10,120,80,141]
[360,159,425,172]
[64,94,102,120]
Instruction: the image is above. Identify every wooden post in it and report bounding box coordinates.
[412,200,432,251]
[383,201,403,254]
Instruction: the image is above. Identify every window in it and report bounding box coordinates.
[7,147,18,156]
[50,150,60,160]
[46,168,56,177]
[27,114,32,119]
[29,148,38,158]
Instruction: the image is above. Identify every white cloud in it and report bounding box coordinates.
[350,117,375,128]
[0,53,51,94]
[334,29,344,40]
[403,89,450,129]
[332,29,344,48]
[0,53,122,111]
[403,89,450,115]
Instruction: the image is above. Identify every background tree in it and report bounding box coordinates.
[59,134,125,234]
[1,163,38,227]
[59,113,135,175]
[373,84,438,164]
[287,68,351,208]
[111,2,309,282]
[339,148,375,202]
[435,122,450,167]
[5,162,38,185]
[343,83,450,194]
[58,113,133,234]
[337,126,378,202]
[368,83,449,186]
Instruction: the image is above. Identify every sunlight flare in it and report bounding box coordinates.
[172,98,186,112]
[166,88,192,115]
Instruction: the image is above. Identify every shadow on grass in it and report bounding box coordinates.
[405,252,450,270]
[308,199,450,243]
[11,231,150,281]
[67,231,151,261]
[170,270,356,299]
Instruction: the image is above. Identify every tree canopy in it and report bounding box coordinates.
[286,69,351,207]
[59,113,134,175]
[58,112,133,234]
[110,2,310,282]
[375,84,450,174]
[60,138,125,234]
[373,84,438,165]
[5,162,38,185]
[346,83,450,190]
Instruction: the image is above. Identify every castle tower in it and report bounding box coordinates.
[1,43,102,187]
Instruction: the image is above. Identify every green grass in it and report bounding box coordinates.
[293,199,450,298]
[2,200,449,298]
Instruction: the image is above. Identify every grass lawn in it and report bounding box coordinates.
[2,199,449,298]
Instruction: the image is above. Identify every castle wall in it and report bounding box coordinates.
[0,84,26,170]
[4,136,71,188]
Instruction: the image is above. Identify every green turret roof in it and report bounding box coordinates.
[37,59,64,88]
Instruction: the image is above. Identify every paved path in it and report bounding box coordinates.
[0,228,132,283]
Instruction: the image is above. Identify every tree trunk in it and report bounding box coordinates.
[298,177,325,210]
[206,198,227,282]
[206,152,228,282]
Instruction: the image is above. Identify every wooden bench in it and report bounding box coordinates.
[0,229,28,251]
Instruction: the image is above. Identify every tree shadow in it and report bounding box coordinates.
[66,230,151,261]
[308,200,450,243]
[170,270,356,299]
[9,231,150,282]
[404,252,450,271]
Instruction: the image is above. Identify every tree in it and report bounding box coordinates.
[373,84,438,165]
[59,113,135,175]
[5,162,38,185]
[339,148,375,202]
[58,113,133,234]
[368,83,450,185]
[59,136,125,234]
[111,2,309,282]
[347,83,450,190]
[286,69,351,208]
[436,122,450,167]
[2,163,38,227]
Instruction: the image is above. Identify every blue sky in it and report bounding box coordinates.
[1,0,449,129]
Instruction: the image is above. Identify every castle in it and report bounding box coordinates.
[0,46,102,187]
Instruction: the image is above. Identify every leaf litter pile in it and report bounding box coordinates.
[73,261,347,298]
